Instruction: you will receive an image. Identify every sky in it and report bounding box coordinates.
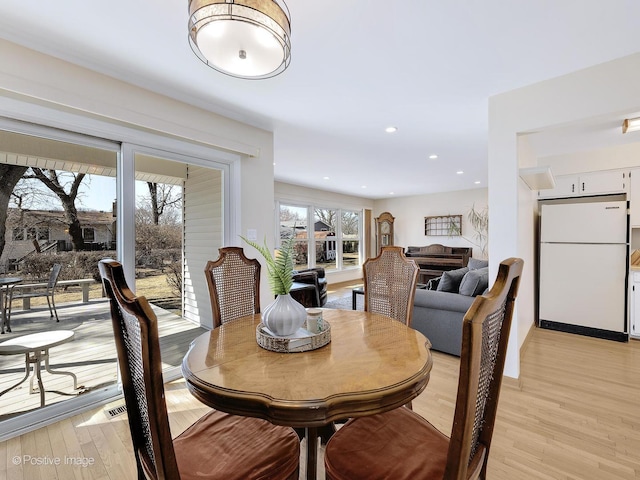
[77,175,117,211]
[12,174,158,212]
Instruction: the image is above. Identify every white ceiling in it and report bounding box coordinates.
[1,1,640,199]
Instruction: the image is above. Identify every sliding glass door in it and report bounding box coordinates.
[0,119,231,438]
[0,123,121,423]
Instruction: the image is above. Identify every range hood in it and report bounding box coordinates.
[519,166,556,190]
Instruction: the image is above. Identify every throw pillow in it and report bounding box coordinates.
[458,267,489,296]
[436,267,469,293]
[468,258,489,270]
[426,276,441,290]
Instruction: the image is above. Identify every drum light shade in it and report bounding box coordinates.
[188,0,291,79]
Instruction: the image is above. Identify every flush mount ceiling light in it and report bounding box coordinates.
[188,0,291,79]
[622,117,640,133]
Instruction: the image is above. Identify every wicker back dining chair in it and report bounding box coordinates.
[324,258,524,480]
[363,246,419,326]
[99,259,299,480]
[204,247,261,329]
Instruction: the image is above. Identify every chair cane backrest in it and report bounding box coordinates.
[99,259,180,480]
[444,257,523,480]
[204,247,261,328]
[363,246,419,326]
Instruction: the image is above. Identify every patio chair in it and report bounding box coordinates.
[204,247,261,328]
[363,246,419,326]
[7,263,62,328]
[324,258,524,480]
[98,259,300,480]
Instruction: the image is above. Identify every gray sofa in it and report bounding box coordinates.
[411,259,489,356]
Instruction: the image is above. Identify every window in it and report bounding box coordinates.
[314,208,337,270]
[82,227,95,242]
[279,204,309,268]
[279,203,362,272]
[12,227,49,241]
[341,210,360,268]
[37,227,50,241]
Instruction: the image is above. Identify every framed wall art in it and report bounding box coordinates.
[424,215,462,236]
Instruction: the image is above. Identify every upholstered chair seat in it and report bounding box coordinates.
[173,410,300,480]
[324,406,449,480]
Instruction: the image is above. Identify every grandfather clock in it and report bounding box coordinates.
[375,212,394,254]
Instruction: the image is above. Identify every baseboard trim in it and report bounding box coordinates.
[539,320,628,342]
[519,323,535,360]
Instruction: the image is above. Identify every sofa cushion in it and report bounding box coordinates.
[413,289,476,313]
[458,267,489,296]
[468,258,489,270]
[436,267,469,293]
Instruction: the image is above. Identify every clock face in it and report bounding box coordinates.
[380,221,391,234]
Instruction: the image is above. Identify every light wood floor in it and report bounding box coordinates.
[1,288,639,479]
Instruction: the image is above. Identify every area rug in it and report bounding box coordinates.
[324,294,363,311]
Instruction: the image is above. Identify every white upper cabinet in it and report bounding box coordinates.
[538,169,627,199]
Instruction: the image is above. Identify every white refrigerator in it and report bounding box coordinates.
[539,199,628,338]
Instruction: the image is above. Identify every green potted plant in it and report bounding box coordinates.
[241,233,306,336]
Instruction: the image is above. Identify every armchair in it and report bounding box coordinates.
[290,267,328,307]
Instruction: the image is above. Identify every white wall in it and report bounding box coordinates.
[0,38,276,316]
[489,52,640,378]
[516,136,539,353]
[541,142,640,175]
[375,188,488,258]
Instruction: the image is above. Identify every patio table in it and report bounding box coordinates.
[0,330,79,407]
[0,276,22,334]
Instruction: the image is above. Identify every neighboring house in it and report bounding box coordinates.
[281,220,337,264]
[1,208,115,267]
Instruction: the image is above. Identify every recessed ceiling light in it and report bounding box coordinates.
[323,176,330,180]
[474,181,481,185]
[389,192,395,195]
[456,170,464,175]
[385,126,398,133]
[429,154,438,159]
[361,185,367,188]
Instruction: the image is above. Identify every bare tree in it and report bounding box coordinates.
[314,208,336,231]
[147,182,181,225]
[0,164,29,259]
[280,206,305,222]
[27,168,87,250]
[135,183,182,267]
[341,211,359,235]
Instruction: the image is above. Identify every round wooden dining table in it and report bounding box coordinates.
[182,309,433,480]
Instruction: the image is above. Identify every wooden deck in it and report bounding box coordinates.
[0,299,207,418]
